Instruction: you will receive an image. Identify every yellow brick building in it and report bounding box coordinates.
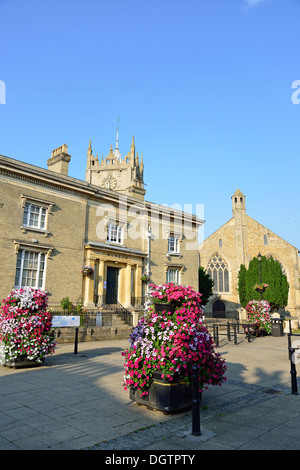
[0,135,202,311]
[199,189,300,321]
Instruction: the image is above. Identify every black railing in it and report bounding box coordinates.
[93,293,145,309]
[287,331,300,395]
[205,320,267,347]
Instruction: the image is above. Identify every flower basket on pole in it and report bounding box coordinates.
[122,283,227,412]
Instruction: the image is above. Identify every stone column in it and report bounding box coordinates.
[124,263,132,308]
[84,260,95,307]
[135,264,143,301]
[98,259,105,304]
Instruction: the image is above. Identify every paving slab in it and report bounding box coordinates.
[0,334,299,451]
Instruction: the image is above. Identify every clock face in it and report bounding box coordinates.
[102,176,117,190]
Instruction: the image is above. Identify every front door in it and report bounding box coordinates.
[106,267,119,304]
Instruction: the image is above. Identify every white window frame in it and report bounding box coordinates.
[23,202,47,230]
[166,268,180,285]
[168,235,180,254]
[107,223,123,244]
[21,195,54,236]
[14,249,47,290]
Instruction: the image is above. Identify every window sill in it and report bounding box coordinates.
[106,241,123,247]
[166,252,182,258]
[21,226,50,237]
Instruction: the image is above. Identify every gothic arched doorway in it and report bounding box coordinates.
[212,300,226,318]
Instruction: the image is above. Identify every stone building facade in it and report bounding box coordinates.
[199,189,300,320]
[0,135,202,310]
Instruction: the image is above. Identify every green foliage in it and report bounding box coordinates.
[238,264,247,308]
[198,266,214,305]
[60,297,88,326]
[238,256,289,313]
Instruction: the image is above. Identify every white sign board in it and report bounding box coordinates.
[96,312,103,326]
[52,316,80,327]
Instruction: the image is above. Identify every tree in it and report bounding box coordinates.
[199,266,214,306]
[238,255,289,313]
[238,264,247,307]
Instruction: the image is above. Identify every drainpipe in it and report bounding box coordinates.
[146,225,152,278]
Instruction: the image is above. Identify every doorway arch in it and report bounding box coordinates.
[212,300,226,318]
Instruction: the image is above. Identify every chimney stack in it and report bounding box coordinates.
[47,144,71,176]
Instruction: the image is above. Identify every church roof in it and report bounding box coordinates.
[232,188,245,198]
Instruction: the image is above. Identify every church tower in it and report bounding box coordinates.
[231,189,249,267]
[85,131,146,200]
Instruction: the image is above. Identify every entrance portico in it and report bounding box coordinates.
[83,242,146,308]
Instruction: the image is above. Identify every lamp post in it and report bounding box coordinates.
[257,252,262,300]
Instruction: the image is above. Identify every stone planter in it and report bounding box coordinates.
[130,372,194,413]
[3,356,44,369]
[154,303,175,314]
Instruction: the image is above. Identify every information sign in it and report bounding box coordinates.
[52,316,80,327]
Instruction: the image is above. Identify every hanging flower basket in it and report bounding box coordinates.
[254,283,269,294]
[122,283,227,412]
[140,273,150,282]
[82,265,94,276]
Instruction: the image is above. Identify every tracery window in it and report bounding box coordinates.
[207,253,229,293]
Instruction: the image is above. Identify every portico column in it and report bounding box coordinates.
[124,263,132,308]
[135,264,143,301]
[98,259,105,304]
[83,261,96,307]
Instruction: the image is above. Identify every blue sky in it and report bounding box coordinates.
[1,0,300,249]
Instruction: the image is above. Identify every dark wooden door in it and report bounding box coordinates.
[106,267,119,304]
[212,300,226,318]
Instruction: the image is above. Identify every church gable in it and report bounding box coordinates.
[246,215,299,262]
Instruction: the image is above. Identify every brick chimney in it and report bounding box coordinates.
[47,144,71,176]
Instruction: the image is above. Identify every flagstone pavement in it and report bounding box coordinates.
[0,333,299,451]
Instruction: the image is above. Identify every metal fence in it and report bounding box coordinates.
[51,308,133,327]
[93,294,145,309]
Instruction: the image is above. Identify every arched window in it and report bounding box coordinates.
[219,239,222,248]
[207,254,229,293]
[264,235,268,245]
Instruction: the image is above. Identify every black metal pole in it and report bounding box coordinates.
[74,327,78,354]
[258,253,262,300]
[227,321,231,341]
[289,348,299,395]
[192,364,201,436]
[215,324,219,347]
[288,333,292,360]
[247,327,251,343]
[233,323,237,345]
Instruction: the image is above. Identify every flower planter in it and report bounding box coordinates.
[154,303,175,314]
[3,356,44,369]
[123,284,226,408]
[130,372,194,413]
